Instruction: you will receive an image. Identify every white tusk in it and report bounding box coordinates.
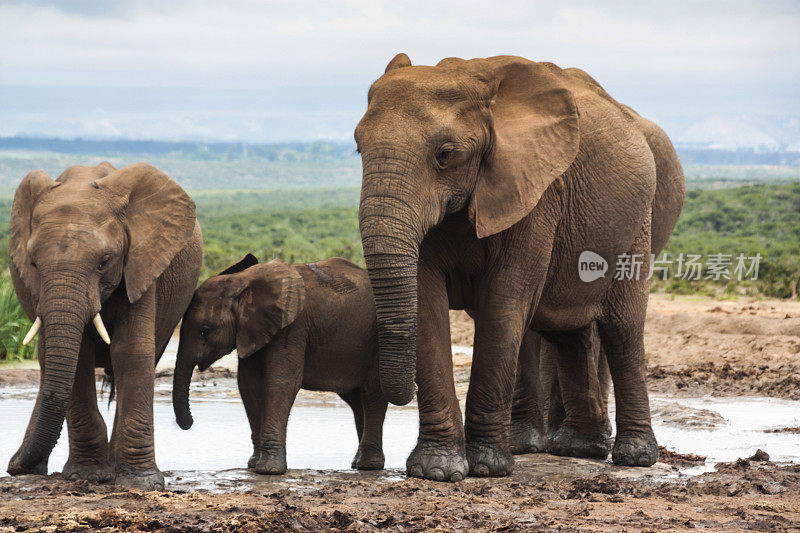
[93,314,111,344]
[22,317,41,345]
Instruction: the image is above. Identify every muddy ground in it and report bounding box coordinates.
[2,294,799,531]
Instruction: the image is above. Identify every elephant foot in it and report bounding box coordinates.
[62,460,114,483]
[547,425,612,460]
[406,440,468,482]
[612,431,659,467]
[351,445,385,470]
[509,420,547,455]
[114,466,165,491]
[466,440,514,477]
[7,450,48,476]
[254,449,287,475]
[247,449,261,469]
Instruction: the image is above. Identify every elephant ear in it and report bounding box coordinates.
[234,259,306,358]
[95,163,196,303]
[9,170,57,291]
[218,253,259,276]
[470,57,580,238]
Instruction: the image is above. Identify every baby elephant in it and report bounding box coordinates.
[172,254,387,474]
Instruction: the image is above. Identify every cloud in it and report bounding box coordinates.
[0,0,798,88]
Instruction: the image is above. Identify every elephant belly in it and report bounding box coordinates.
[301,345,373,394]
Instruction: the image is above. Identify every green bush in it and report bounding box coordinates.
[0,275,37,361]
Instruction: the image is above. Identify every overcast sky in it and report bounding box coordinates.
[1,0,799,89]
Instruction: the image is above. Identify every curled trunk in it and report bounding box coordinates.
[172,356,196,430]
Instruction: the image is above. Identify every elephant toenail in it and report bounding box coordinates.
[88,474,99,482]
[473,463,489,476]
[408,465,423,478]
[450,472,464,482]
[429,467,445,481]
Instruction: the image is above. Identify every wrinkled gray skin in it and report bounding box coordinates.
[356,54,684,482]
[173,256,387,474]
[6,163,202,490]
[511,128,685,458]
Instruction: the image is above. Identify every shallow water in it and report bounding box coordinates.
[0,391,797,478]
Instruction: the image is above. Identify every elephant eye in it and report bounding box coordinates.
[30,260,37,269]
[199,326,210,338]
[435,147,454,167]
[98,255,111,271]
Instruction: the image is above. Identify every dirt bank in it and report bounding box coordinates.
[450,294,800,400]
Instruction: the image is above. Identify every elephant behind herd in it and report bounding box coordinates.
[5,54,684,488]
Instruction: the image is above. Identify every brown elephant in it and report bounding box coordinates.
[356,54,681,482]
[6,162,202,490]
[173,255,387,475]
[511,100,685,458]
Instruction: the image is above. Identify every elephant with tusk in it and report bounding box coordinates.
[6,162,203,490]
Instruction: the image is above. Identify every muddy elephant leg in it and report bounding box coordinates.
[339,389,365,443]
[62,337,112,482]
[108,288,162,489]
[598,234,658,467]
[406,262,468,482]
[351,385,387,470]
[465,273,541,477]
[253,337,304,475]
[510,330,546,454]
[238,354,265,469]
[545,325,612,460]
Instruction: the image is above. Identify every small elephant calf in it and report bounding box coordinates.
[172,254,387,474]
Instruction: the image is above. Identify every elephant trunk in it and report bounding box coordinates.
[172,347,196,430]
[359,154,430,406]
[8,275,89,474]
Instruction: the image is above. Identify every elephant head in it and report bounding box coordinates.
[355,55,580,405]
[173,256,305,429]
[7,162,196,474]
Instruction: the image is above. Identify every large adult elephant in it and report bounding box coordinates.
[511,94,686,458]
[6,162,202,490]
[356,54,678,481]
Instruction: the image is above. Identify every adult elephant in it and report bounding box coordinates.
[512,94,686,458]
[6,162,202,489]
[356,54,677,481]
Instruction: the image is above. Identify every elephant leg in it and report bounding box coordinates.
[545,325,612,460]
[545,367,566,434]
[253,338,304,475]
[339,389,365,443]
[465,279,540,477]
[63,337,112,482]
[598,232,658,467]
[108,287,163,490]
[405,263,468,482]
[509,330,546,455]
[238,354,265,469]
[351,385,387,470]
[8,338,49,475]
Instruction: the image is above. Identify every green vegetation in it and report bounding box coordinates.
[655,181,800,298]
[194,188,361,277]
[0,276,37,361]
